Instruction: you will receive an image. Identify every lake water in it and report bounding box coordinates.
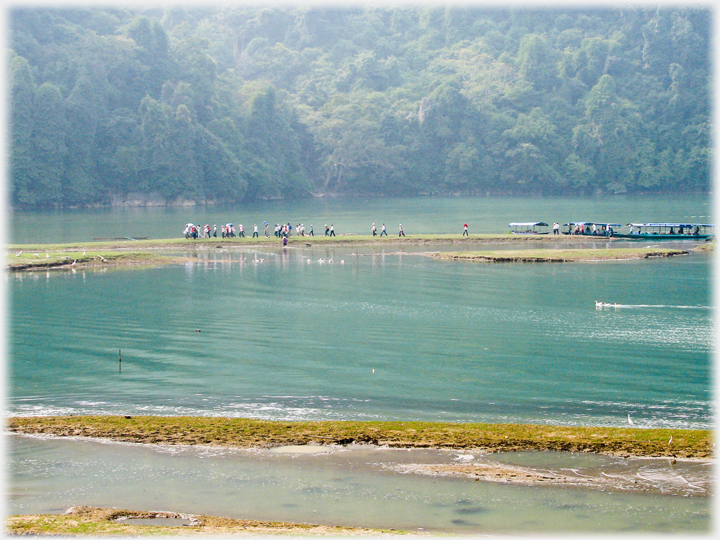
[5,195,715,533]
[7,246,713,428]
[7,193,713,243]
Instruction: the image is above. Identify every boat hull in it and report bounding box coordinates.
[562,232,613,237]
[612,233,713,240]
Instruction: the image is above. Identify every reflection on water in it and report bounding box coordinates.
[7,435,710,534]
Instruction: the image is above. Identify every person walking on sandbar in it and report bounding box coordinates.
[253,224,259,238]
[372,223,377,236]
[398,224,405,237]
[380,223,387,236]
[329,224,336,237]
[309,224,314,236]
[463,223,468,236]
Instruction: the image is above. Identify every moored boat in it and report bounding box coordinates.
[509,222,549,234]
[613,223,714,240]
[563,222,622,237]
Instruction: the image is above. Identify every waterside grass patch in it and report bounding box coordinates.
[6,506,406,536]
[430,247,691,262]
[5,250,192,271]
[6,232,631,254]
[7,416,711,458]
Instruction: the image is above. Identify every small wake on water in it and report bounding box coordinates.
[596,303,711,310]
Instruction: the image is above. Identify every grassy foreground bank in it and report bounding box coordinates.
[430,246,690,262]
[7,416,711,458]
[6,506,404,536]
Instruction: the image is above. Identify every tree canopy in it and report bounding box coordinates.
[8,5,712,208]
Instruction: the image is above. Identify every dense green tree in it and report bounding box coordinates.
[9,55,37,206]
[29,83,68,206]
[516,34,559,90]
[63,69,107,204]
[7,5,712,208]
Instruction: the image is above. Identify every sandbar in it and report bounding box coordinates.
[7,416,711,459]
[5,236,711,272]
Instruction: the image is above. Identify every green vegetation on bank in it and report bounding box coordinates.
[431,246,690,262]
[7,416,711,458]
[5,233,608,252]
[5,249,191,271]
[6,506,405,537]
[9,6,711,208]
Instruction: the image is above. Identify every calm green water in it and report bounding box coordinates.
[7,194,713,243]
[8,246,712,428]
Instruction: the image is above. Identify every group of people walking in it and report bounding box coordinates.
[185,223,262,239]
[370,223,407,236]
[185,221,477,240]
[184,222,318,239]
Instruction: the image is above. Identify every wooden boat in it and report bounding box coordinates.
[563,222,622,237]
[612,223,714,240]
[509,222,549,234]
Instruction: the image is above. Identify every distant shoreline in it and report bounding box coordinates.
[7,416,712,459]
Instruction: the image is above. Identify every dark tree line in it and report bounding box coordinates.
[8,6,712,208]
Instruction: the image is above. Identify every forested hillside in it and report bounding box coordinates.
[8,5,712,208]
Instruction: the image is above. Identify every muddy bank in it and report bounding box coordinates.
[392,456,710,496]
[429,247,690,263]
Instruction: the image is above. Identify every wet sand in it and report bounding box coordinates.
[391,452,711,497]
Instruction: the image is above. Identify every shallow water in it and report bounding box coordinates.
[121,518,192,527]
[7,435,711,534]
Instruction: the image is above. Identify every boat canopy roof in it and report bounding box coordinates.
[628,222,714,228]
[565,222,621,227]
[509,222,548,227]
